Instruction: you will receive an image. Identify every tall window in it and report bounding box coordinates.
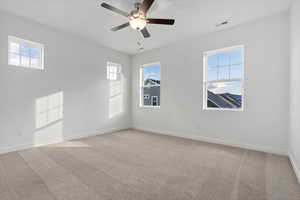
[35,92,64,129]
[107,62,121,81]
[140,63,161,107]
[203,46,244,111]
[8,36,44,70]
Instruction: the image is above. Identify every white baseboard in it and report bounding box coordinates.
[132,127,287,156]
[1,125,288,158]
[0,127,129,154]
[289,151,300,184]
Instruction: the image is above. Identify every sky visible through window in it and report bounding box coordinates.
[143,64,161,82]
[19,44,40,57]
[8,36,43,69]
[207,50,243,95]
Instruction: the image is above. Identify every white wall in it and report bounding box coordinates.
[132,12,290,155]
[289,0,300,182]
[0,11,131,153]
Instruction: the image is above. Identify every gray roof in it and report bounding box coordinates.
[144,79,160,86]
[208,91,241,108]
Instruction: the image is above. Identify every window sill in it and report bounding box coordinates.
[140,106,161,109]
[203,107,243,112]
[8,63,44,70]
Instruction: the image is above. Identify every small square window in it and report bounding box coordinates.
[8,36,44,70]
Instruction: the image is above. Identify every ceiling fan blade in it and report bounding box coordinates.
[141,28,151,38]
[141,0,155,14]
[111,23,130,31]
[147,18,175,25]
[101,3,129,17]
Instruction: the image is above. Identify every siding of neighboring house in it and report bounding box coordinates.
[143,87,160,106]
[143,79,161,106]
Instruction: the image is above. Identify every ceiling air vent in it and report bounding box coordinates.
[216,21,229,27]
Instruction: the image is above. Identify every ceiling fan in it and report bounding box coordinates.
[100,0,175,38]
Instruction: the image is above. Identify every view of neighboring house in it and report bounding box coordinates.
[207,90,241,109]
[143,79,160,106]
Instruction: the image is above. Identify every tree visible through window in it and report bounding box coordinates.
[140,63,161,107]
[203,46,244,110]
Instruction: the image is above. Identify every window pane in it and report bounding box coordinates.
[207,81,242,109]
[230,50,243,65]
[30,47,41,57]
[143,86,160,106]
[9,42,19,54]
[31,57,41,68]
[207,66,218,81]
[8,36,44,70]
[143,64,160,86]
[9,53,20,66]
[207,54,218,66]
[218,66,230,80]
[219,52,230,66]
[230,64,242,79]
[21,56,30,66]
[20,45,30,56]
[206,48,243,81]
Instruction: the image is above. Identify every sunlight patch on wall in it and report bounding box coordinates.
[35,91,63,129]
[34,120,63,147]
[34,91,64,146]
[107,62,124,119]
[109,80,124,119]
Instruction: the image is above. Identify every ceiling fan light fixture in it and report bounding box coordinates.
[129,14,147,30]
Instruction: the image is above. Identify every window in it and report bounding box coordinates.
[140,63,161,107]
[203,46,244,111]
[107,62,121,81]
[8,36,44,70]
[35,92,63,129]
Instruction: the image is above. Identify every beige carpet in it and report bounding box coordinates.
[0,129,299,200]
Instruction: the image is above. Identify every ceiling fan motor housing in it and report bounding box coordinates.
[134,2,142,10]
[129,10,147,30]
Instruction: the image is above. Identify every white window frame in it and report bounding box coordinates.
[107,62,121,81]
[8,36,44,70]
[140,62,161,108]
[203,45,245,111]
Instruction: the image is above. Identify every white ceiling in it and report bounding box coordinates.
[0,0,290,55]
